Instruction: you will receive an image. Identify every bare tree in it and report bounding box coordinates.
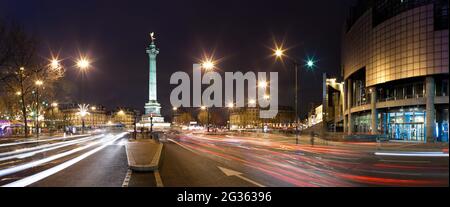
[0,21,64,138]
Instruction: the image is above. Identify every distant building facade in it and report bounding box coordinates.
[229,106,295,129]
[56,103,108,128]
[343,0,449,142]
[111,108,136,128]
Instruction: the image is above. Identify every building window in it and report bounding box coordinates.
[384,110,426,142]
[435,0,449,30]
[436,78,449,96]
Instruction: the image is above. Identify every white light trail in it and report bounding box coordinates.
[0,134,90,148]
[375,151,449,157]
[0,134,120,177]
[2,132,128,187]
[0,134,105,162]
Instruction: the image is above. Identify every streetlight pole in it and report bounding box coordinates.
[172,107,178,126]
[34,80,43,139]
[207,107,210,132]
[35,86,39,139]
[293,61,299,144]
[227,103,234,131]
[200,60,215,133]
[150,113,153,133]
[133,110,139,139]
[77,57,90,134]
[274,47,316,145]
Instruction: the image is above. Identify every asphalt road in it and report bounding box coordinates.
[148,132,449,187]
[0,131,129,187]
[0,130,448,187]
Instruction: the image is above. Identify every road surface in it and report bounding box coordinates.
[0,130,448,187]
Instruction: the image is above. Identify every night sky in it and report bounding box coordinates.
[1,0,354,118]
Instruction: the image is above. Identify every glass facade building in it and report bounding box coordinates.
[342,0,449,142]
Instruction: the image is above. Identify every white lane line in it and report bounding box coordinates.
[375,152,449,157]
[0,134,90,148]
[2,132,128,187]
[0,134,105,161]
[122,169,132,187]
[154,170,164,187]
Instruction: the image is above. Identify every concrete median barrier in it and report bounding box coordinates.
[125,140,163,172]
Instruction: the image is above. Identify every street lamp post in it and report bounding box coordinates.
[274,47,316,144]
[172,107,178,125]
[35,80,43,139]
[51,102,58,134]
[200,59,215,133]
[150,113,153,133]
[227,103,234,131]
[90,106,96,129]
[201,106,210,132]
[133,110,139,139]
[77,57,90,134]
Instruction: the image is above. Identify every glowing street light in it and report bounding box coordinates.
[35,80,44,86]
[51,102,58,107]
[201,106,207,110]
[77,58,90,70]
[201,60,215,71]
[78,104,89,117]
[227,102,234,108]
[258,81,268,88]
[173,107,178,111]
[50,58,61,70]
[274,48,284,58]
[118,110,125,116]
[306,58,315,69]
[248,99,256,105]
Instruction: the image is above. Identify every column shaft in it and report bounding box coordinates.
[347,78,353,135]
[426,76,436,143]
[370,87,378,134]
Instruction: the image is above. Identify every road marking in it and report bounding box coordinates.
[375,152,449,157]
[2,132,128,187]
[218,166,265,187]
[154,170,164,187]
[122,169,132,187]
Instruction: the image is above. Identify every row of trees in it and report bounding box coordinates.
[1,19,64,137]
